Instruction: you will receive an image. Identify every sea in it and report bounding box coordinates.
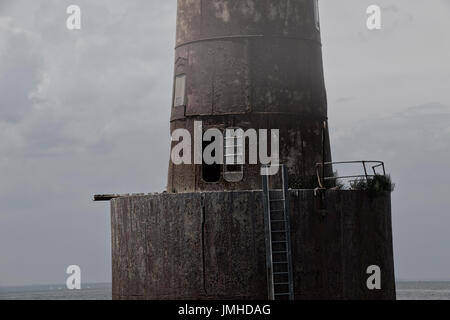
[0,282,449,300]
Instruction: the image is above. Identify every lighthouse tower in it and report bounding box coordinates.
[167,0,331,192]
[103,0,396,300]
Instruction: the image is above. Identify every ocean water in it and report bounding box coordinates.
[0,283,112,300]
[0,282,449,300]
[396,281,450,300]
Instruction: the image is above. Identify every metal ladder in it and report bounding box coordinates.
[262,164,295,300]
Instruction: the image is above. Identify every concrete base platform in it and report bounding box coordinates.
[110,190,395,300]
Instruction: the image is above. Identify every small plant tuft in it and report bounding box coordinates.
[350,174,395,196]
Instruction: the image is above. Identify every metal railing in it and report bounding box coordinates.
[316,160,386,189]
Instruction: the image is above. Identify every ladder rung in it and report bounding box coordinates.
[224,153,243,156]
[263,165,294,301]
[270,209,284,213]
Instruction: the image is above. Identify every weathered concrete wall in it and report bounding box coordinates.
[111,190,395,300]
[167,0,332,192]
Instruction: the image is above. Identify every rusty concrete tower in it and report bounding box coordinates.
[103,0,396,300]
[167,0,331,192]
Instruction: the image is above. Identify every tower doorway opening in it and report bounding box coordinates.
[202,139,221,183]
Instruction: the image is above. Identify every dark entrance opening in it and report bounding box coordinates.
[202,139,221,183]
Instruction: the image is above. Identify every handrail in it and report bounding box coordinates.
[316,160,386,189]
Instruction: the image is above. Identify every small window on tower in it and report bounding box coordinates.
[314,0,320,30]
[174,74,186,107]
[224,128,244,183]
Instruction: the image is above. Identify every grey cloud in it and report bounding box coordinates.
[0,0,175,286]
[0,0,449,286]
[0,18,43,123]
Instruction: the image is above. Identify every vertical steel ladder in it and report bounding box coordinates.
[262,164,295,300]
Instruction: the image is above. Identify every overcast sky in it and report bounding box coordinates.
[0,0,449,286]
